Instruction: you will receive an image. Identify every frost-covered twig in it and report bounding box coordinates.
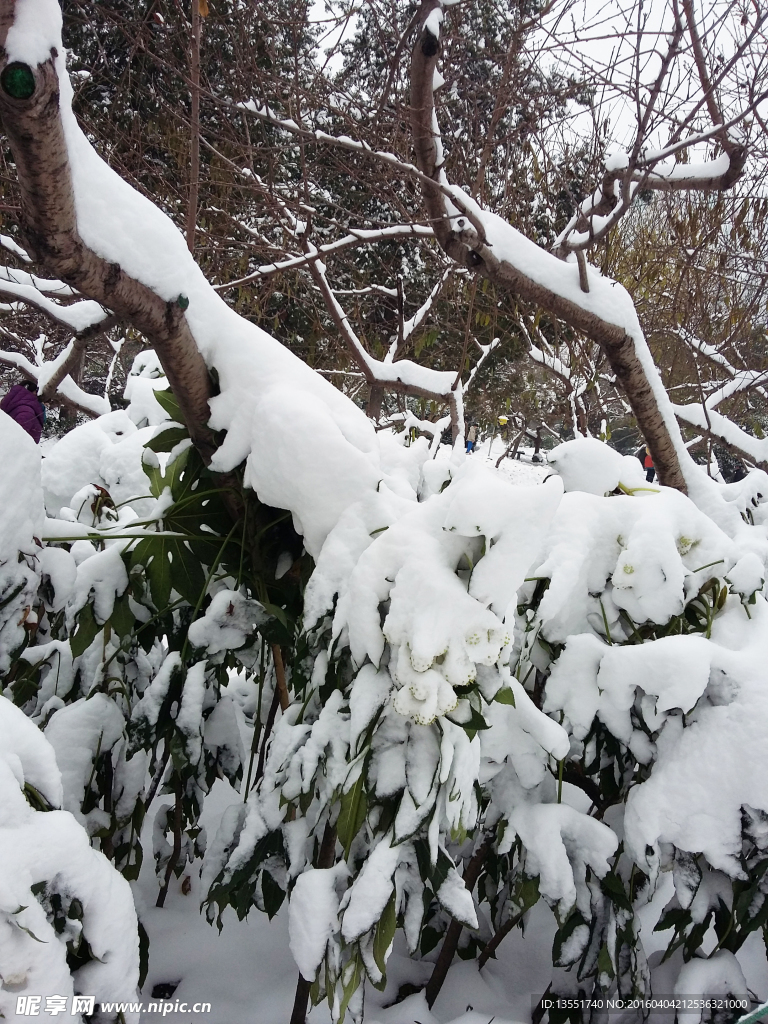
[517,313,599,434]
[553,1,758,257]
[0,345,109,418]
[386,266,453,362]
[463,335,501,394]
[219,223,434,291]
[680,330,768,407]
[307,246,459,412]
[38,314,120,403]
[409,0,689,491]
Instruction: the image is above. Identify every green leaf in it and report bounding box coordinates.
[373,891,397,977]
[169,540,206,605]
[145,425,188,453]
[597,943,615,979]
[261,602,289,629]
[516,874,540,912]
[654,905,690,933]
[12,920,47,943]
[70,603,102,657]
[131,537,172,610]
[553,909,586,966]
[141,456,165,499]
[601,871,632,912]
[261,871,285,920]
[337,772,367,856]
[337,957,363,1024]
[153,388,182,421]
[163,446,192,499]
[494,686,516,705]
[138,920,150,989]
[461,704,490,735]
[420,924,442,955]
[110,592,134,638]
[144,445,192,502]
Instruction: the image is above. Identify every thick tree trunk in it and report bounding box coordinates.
[0,46,217,462]
[367,382,384,421]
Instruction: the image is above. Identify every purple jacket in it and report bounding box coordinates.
[0,384,44,443]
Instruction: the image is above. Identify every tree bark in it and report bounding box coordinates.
[367,382,384,421]
[409,1,687,493]
[289,979,312,1024]
[39,315,120,402]
[0,46,217,463]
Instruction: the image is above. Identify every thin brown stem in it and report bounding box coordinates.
[156,774,184,908]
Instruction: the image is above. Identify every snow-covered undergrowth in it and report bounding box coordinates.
[6,355,768,1020]
[0,1,767,1019]
[0,416,139,1018]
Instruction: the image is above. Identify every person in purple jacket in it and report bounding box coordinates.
[0,381,45,443]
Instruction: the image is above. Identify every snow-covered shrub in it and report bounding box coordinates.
[6,350,768,1023]
[0,499,143,1024]
[0,695,140,1015]
[198,436,768,1023]
[0,413,44,674]
[4,376,303,927]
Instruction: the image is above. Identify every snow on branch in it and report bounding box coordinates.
[408,0,688,492]
[674,402,768,472]
[0,274,106,331]
[666,330,768,470]
[0,42,217,463]
[679,330,768,408]
[462,335,501,394]
[554,0,756,257]
[239,99,488,238]
[0,265,76,297]
[0,260,119,415]
[0,343,110,417]
[0,233,30,261]
[308,245,486,436]
[218,224,435,292]
[385,267,453,362]
[307,247,458,401]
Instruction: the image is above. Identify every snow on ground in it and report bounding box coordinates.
[474,436,551,487]
[137,779,768,1024]
[137,779,554,1024]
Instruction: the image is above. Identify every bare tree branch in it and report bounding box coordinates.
[0,44,217,462]
[409,0,688,491]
